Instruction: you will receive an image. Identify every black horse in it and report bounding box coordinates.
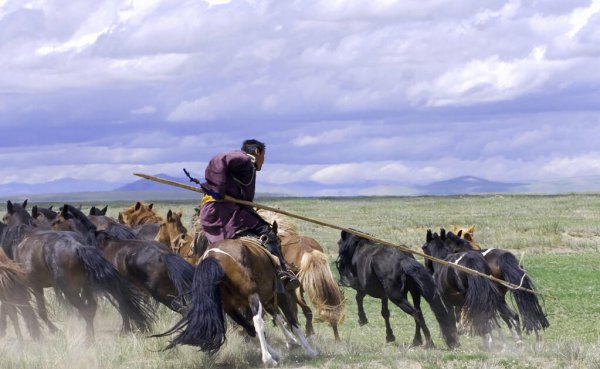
[422,229,504,348]
[2,200,155,341]
[444,230,549,340]
[53,204,194,313]
[336,230,458,348]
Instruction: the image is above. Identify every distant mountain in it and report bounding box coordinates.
[417,176,524,195]
[0,178,115,197]
[114,173,192,192]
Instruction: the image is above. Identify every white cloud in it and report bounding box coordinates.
[130,105,156,115]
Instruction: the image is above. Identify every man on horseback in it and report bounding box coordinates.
[199,139,300,291]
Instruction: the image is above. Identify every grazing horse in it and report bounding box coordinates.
[2,200,154,341]
[422,229,503,348]
[336,230,458,348]
[53,205,194,313]
[159,223,318,366]
[258,209,345,341]
[0,236,41,341]
[120,201,161,240]
[449,226,549,339]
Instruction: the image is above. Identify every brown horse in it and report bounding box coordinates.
[52,205,194,313]
[2,200,154,341]
[159,225,318,366]
[154,209,201,265]
[0,245,41,341]
[258,209,345,341]
[119,201,161,240]
[450,226,549,340]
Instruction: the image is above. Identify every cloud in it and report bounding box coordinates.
[130,105,157,115]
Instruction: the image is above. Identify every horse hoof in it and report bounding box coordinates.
[358,319,368,326]
[386,335,395,343]
[263,357,278,367]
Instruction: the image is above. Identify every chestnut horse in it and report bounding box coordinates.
[258,209,345,341]
[154,209,200,265]
[159,224,318,366]
[119,201,161,241]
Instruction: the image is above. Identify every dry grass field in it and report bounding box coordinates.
[1,194,600,368]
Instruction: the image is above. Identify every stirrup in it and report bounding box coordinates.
[277,270,301,291]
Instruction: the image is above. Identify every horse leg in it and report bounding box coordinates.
[227,309,256,337]
[276,291,318,358]
[380,298,395,343]
[1,303,23,341]
[409,290,435,348]
[296,287,315,337]
[498,299,523,345]
[32,287,59,334]
[0,303,7,338]
[61,285,97,343]
[356,291,368,325]
[273,313,300,348]
[389,295,429,348]
[249,294,278,366]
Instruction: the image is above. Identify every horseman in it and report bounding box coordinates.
[199,139,300,291]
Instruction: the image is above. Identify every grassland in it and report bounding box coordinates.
[1,194,600,368]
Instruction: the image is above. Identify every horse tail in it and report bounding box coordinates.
[298,250,346,326]
[163,253,195,308]
[402,258,459,348]
[76,246,155,332]
[159,256,226,353]
[461,256,503,336]
[497,252,549,333]
[0,251,42,340]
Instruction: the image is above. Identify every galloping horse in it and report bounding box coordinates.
[159,223,318,366]
[337,230,458,348]
[2,200,154,341]
[449,226,549,339]
[154,209,200,265]
[52,205,194,313]
[258,209,345,341]
[423,229,506,348]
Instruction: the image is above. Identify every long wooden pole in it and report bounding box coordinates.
[133,173,538,295]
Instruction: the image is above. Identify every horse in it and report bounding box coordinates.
[336,230,458,348]
[258,209,345,341]
[449,226,549,339]
[53,204,194,313]
[2,200,155,341]
[153,209,200,265]
[158,223,318,366]
[0,234,42,342]
[422,229,504,348]
[119,202,161,240]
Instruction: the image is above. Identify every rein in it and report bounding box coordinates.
[134,173,540,296]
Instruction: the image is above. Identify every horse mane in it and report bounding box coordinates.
[336,230,361,272]
[63,204,98,246]
[257,209,298,237]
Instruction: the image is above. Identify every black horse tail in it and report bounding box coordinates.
[498,252,549,333]
[163,253,195,310]
[76,246,155,332]
[461,256,502,337]
[402,259,459,348]
[158,257,225,353]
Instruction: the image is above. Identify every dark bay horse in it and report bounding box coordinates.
[158,224,318,366]
[53,205,194,313]
[258,209,345,341]
[422,229,504,348]
[336,230,458,348]
[446,228,549,339]
[2,200,154,341]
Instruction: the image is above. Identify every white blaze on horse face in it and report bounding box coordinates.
[252,301,278,366]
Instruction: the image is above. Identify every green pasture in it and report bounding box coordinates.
[1,194,600,368]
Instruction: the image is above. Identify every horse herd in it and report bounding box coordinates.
[0,199,549,366]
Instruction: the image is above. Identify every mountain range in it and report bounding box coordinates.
[1,174,599,202]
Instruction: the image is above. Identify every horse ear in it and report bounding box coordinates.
[89,206,96,215]
[135,202,142,211]
[118,212,125,224]
[22,199,28,209]
[452,225,458,233]
[468,225,475,234]
[148,203,154,210]
[7,200,14,214]
[457,230,463,238]
[32,205,39,218]
[426,229,432,242]
[177,209,183,218]
[272,221,278,235]
[440,228,446,239]
[61,205,69,217]
[48,205,53,211]
[167,209,173,221]
[101,205,108,215]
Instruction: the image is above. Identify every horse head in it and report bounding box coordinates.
[156,209,188,247]
[335,230,361,287]
[258,221,280,251]
[422,229,450,273]
[443,231,476,253]
[89,205,108,216]
[3,200,32,227]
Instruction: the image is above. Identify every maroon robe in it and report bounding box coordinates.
[200,150,267,244]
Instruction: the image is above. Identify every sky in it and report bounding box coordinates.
[1,0,600,196]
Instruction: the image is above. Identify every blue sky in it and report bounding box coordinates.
[1,0,600,196]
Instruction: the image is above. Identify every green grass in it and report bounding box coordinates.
[2,194,600,368]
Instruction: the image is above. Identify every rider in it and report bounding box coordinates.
[199,139,300,291]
